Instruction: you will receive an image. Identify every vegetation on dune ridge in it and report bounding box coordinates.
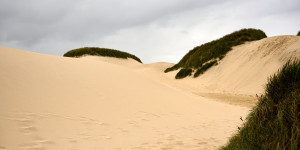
[297,31,300,36]
[165,28,267,78]
[221,59,300,150]
[63,47,142,63]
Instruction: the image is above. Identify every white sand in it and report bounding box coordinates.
[129,35,300,107]
[0,47,248,150]
[0,35,299,149]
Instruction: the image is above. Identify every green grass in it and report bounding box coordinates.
[175,68,193,79]
[164,64,180,73]
[194,60,217,77]
[165,28,267,78]
[63,47,142,63]
[221,59,300,150]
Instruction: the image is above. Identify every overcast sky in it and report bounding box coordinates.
[0,0,299,63]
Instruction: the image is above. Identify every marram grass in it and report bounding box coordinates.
[64,47,142,63]
[175,68,193,79]
[221,59,300,150]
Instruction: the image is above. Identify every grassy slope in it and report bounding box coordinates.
[221,60,300,150]
[63,47,142,63]
[165,28,267,78]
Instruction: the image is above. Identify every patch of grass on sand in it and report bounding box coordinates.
[194,60,218,77]
[64,47,142,63]
[175,68,193,79]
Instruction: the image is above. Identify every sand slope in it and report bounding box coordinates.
[0,47,248,150]
[126,36,300,107]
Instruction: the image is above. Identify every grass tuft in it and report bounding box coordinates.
[63,47,142,63]
[194,60,218,77]
[221,59,300,150]
[164,64,180,73]
[175,68,193,79]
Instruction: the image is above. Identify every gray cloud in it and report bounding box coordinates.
[0,0,218,43]
[0,0,299,63]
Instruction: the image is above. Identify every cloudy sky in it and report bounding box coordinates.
[0,0,299,63]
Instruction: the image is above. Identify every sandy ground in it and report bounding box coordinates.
[0,47,249,150]
[0,35,299,150]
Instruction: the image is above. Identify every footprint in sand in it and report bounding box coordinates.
[20,125,37,134]
[0,146,7,150]
[37,139,55,145]
[8,112,55,150]
[19,137,55,149]
[9,113,38,135]
[161,146,173,150]
[77,116,105,126]
[198,141,208,145]
[67,138,77,143]
[118,128,128,133]
[175,140,184,146]
[128,120,140,127]
[18,142,45,150]
[104,136,112,140]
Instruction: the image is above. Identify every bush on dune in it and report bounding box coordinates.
[164,28,267,79]
[194,60,218,78]
[175,68,193,79]
[164,64,180,73]
[297,31,300,36]
[221,59,300,150]
[63,47,142,63]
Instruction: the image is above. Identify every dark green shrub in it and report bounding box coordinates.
[297,31,300,36]
[164,64,180,73]
[63,47,142,63]
[194,60,217,77]
[175,68,193,79]
[221,59,300,150]
[165,28,267,76]
[219,55,225,60]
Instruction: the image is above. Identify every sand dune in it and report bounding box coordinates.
[123,35,300,107]
[194,35,300,95]
[0,35,299,149]
[0,47,248,149]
